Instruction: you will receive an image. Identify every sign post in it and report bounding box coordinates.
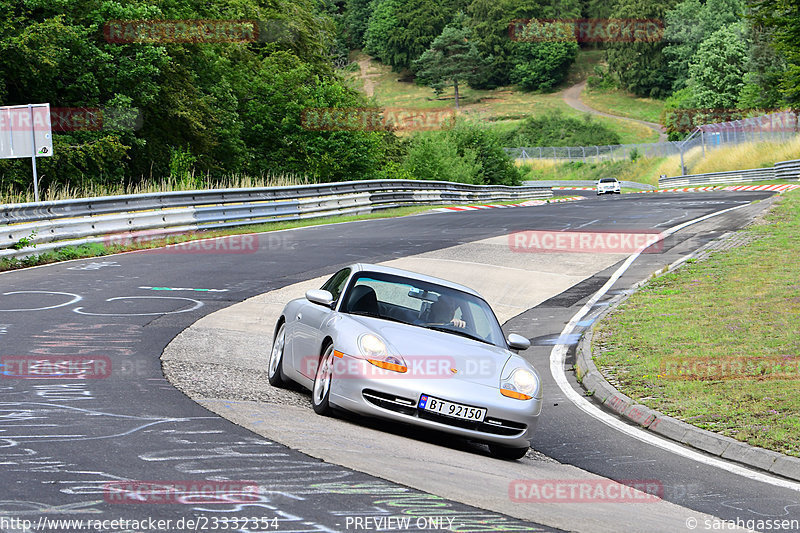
[0,103,53,202]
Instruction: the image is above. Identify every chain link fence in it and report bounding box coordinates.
[505,110,800,166]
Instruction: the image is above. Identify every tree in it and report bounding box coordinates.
[663,0,745,91]
[605,0,681,98]
[466,0,516,88]
[385,0,455,70]
[412,17,486,109]
[737,22,786,108]
[364,0,402,64]
[343,0,372,48]
[748,0,800,103]
[509,19,579,91]
[687,23,749,109]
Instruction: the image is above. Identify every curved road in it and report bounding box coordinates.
[1,192,798,532]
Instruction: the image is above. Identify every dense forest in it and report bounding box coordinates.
[0,0,797,194]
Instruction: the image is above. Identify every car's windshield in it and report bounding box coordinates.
[600,178,617,183]
[340,272,506,347]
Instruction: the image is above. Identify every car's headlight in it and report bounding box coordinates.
[500,367,539,400]
[359,334,407,373]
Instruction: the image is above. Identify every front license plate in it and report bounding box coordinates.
[418,394,486,422]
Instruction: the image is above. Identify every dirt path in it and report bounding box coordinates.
[563,81,667,142]
[358,57,377,98]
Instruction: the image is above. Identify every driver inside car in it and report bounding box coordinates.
[428,295,467,329]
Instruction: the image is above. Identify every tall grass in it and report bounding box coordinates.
[0,172,310,204]
[690,136,800,175]
[516,136,800,187]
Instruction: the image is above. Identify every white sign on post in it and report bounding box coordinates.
[0,103,54,202]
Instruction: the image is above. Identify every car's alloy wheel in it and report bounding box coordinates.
[488,444,529,460]
[268,323,287,387]
[312,344,335,415]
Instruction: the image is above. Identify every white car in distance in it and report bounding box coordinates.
[596,177,621,195]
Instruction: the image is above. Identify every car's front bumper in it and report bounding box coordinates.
[328,355,541,448]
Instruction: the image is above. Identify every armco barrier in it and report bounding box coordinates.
[1,180,552,259]
[774,159,800,181]
[658,159,800,188]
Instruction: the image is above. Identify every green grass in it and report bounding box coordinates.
[345,51,660,145]
[593,190,800,457]
[582,87,666,124]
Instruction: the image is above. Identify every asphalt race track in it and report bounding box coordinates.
[2,191,798,533]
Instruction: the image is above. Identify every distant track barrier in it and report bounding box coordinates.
[0,180,552,260]
[657,159,800,188]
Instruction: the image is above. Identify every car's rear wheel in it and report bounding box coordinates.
[312,344,335,415]
[268,323,287,387]
[488,444,529,460]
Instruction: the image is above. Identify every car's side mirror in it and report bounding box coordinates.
[306,289,334,308]
[507,333,531,351]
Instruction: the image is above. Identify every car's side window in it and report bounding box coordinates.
[321,268,351,303]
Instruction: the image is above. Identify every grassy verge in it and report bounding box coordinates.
[593,190,800,457]
[690,137,800,175]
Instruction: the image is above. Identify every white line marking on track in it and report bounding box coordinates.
[0,291,83,312]
[73,296,204,316]
[549,202,800,491]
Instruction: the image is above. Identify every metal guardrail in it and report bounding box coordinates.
[658,159,800,188]
[0,180,552,259]
[774,159,800,181]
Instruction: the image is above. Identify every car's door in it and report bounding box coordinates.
[290,268,351,381]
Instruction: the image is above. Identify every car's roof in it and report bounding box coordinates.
[349,263,482,298]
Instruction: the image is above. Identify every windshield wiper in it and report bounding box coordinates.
[426,325,491,345]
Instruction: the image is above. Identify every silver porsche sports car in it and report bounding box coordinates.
[268,263,542,459]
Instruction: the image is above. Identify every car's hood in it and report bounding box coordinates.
[346,315,513,387]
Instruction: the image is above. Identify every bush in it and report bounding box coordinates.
[402,120,521,185]
[502,111,621,147]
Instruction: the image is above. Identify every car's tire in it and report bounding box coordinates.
[488,444,529,460]
[268,323,288,387]
[312,343,335,416]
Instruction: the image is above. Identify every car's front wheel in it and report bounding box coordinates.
[489,444,530,460]
[268,323,288,387]
[312,344,335,415]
